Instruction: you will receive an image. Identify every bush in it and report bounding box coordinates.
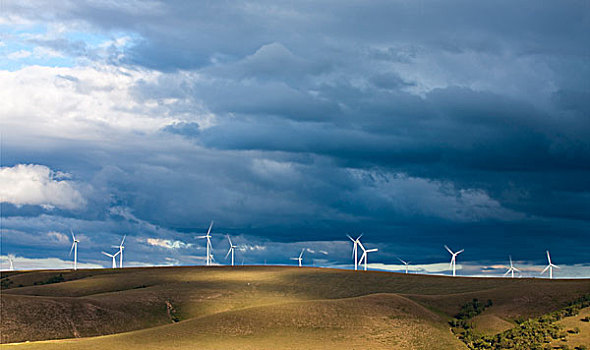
[33,273,65,285]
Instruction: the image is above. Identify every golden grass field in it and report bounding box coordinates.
[1,266,589,349]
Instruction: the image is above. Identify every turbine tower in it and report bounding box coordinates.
[541,250,559,279]
[347,234,363,271]
[398,257,410,274]
[290,248,304,267]
[101,250,121,269]
[445,245,464,277]
[358,241,378,271]
[8,255,14,271]
[225,235,237,266]
[69,230,80,270]
[196,221,214,266]
[112,235,126,268]
[504,255,520,278]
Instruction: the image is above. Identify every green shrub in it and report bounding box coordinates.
[33,273,65,285]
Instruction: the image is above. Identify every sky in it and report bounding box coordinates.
[0,0,589,277]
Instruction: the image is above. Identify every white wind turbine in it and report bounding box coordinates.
[8,255,15,271]
[445,245,464,277]
[69,230,80,270]
[504,255,520,278]
[196,221,214,266]
[225,235,237,266]
[358,241,378,271]
[541,250,559,279]
[290,248,304,267]
[398,257,410,274]
[347,234,363,271]
[101,250,121,269]
[112,235,126,268]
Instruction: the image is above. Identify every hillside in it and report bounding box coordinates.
[1,266,589,349]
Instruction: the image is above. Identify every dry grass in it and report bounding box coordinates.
[471,314,515,335]
[551,307,590,349]
[1,266,589,349]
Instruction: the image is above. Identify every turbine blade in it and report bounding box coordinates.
[546,250,551,265]
[225,248,231,259]
[357,241,366,251]
[541,265,550,274]
[207,221,214,235]
[121,235,126,246]
[503,269,511,276]
[69,242,75,255]
[347,234,354,242]
[553,264,560,269]
[456,249,464,254]
[101,251,112,257]
[444,245,453,254]
[397,257,406,265]
[227,235,232,245]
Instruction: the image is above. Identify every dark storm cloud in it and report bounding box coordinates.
[2,0,589,271]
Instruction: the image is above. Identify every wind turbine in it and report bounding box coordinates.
[196,221,214,266]
[398,257,410,274]
[504,255,520,278]
[101,250,121,269]
[69,230,80,270]
[445,245,464,277]
[8,255,14,271]
[358,241,378,271]
[347,234,363,271]
[225,235,237,266]
[541,250,559,279]
[290,248,304,267]
[112,235,126,268]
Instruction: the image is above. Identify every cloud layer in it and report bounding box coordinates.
[0,1,588,276]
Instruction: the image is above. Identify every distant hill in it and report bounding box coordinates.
[1,266,589,349]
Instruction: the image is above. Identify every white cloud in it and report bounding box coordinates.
[144,238,193,249]
[7,50,32,59]
[0,164,86,210]
[368,262,454,274]
[0,255,103,271]
[0,65,213,145]
[237,244,266,252]
[47,231,70,244]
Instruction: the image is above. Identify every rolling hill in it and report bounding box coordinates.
[1,266,589,349]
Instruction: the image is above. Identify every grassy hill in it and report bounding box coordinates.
[1,266,589,349]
